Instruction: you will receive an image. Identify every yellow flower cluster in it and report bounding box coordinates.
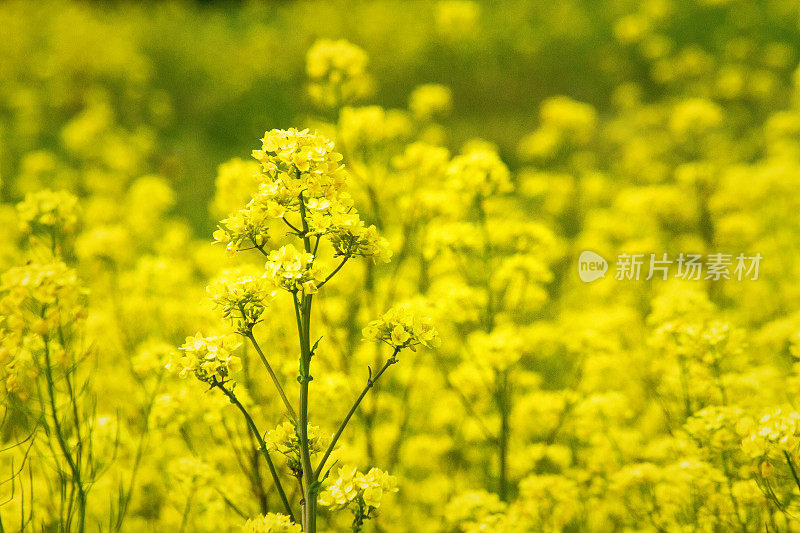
[207,269,276,332]
[362,306,440,350]
[0,261,85,339]
[212,202,271,253]
[264,244,319,294]
[266,421,331,473]
[338,106,412,152]
[211,158,261,218]
[741,409,800,459]
[392,142,450,179]
[328,216,392,263]
[252,128,346,189]
[306,39,372,109]
[468,327,524,371]
[0,262,85,396]
[685,405,745,451]
[435,0,480,41]
[518,96,597,162]
[669,97,724,141]
[168,333,242,385]
[447,147,512,198]
[242,513,301,533]
[409,84,453,122]
[318,465,398,511]
[17,189,80,236]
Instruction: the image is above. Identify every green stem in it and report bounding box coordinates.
[297,195,317,532]
[314,348,401,480]
[214,382,295,522]
[245,330,298,423]
[317,255,350,290]
[497,369,510,502]
[42,335,86,532]
[784,451,800,495]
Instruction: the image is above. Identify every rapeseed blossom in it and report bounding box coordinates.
[362,306,441,350]
[3,2,800,532]
[168,333,242,385]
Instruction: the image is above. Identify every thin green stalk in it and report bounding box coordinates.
[317,255,350,290]
[496,369,510,502]
[314,348,401,480]
[244,329,298,423]
[213,382,295,522]
[784,451,800,495]
[178,491,194,533]
[297,196,317,532]
[41,332,86,533]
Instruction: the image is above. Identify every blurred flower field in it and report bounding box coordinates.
[2,0,800,531]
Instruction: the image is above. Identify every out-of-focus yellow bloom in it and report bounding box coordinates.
[17,189,80,236]
[447,146,512,198]
[211,158,262,218]
[409,84,453,122]
[306,39,373,109]
[436,0,480,41]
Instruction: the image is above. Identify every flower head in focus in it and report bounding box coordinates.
[318,465,399,525]
[362,306,440,350]
[242,512,301,533]
[265,244,319,294]
[168,333,242,385]
[266,421,331,474]
[207,268,276,333]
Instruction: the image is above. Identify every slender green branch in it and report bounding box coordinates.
[244,330,298,423]
[317,255,350,290]
[115,373,164,531]
[784,451,800,494]
[496,369,509,502]
[297,194,317,532]
[282,217,302,235]
[177,491,194,533]
[41,329,86,533]
[253,242,270,258]
[314,347,401,480]
[213,382,295,522]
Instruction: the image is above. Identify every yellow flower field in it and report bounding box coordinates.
[2,0,800,531]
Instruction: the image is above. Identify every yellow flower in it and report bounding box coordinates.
[306,39,372,108]
[169,333,242,385]
[242,513,301,533]
[409,84,453,122]
[265,244,319,293]
[17,189,80,236]
[363,306,441,350]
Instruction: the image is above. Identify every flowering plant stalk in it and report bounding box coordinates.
[1,192,123,532]
[171,128,439,531]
